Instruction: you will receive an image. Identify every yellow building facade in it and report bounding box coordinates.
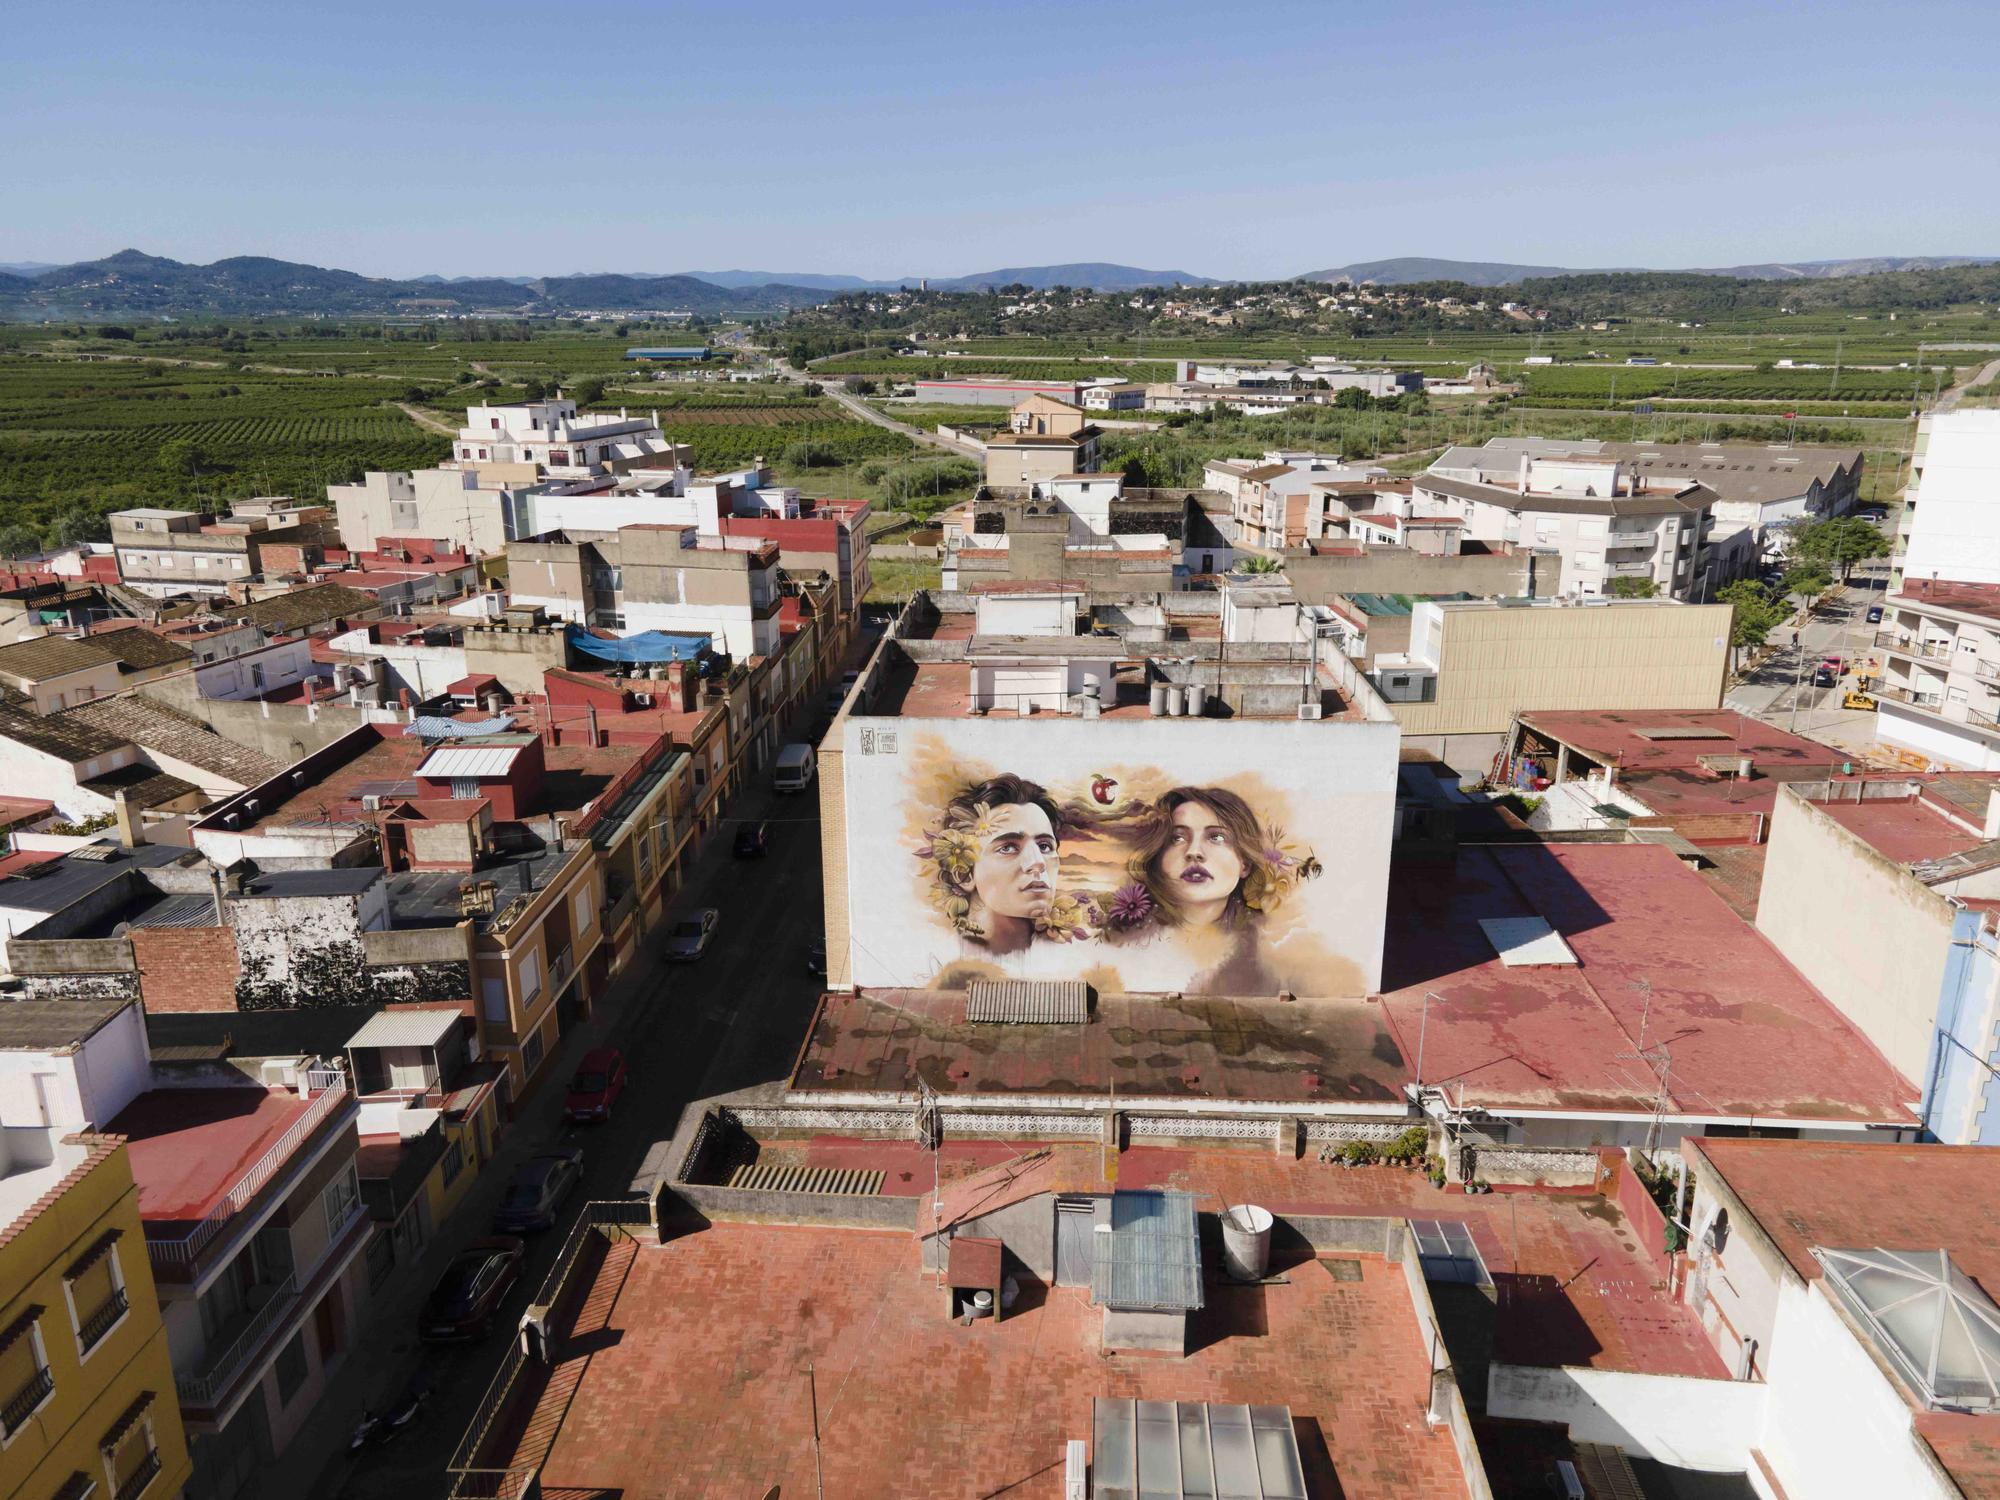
[0,1134,193,1500]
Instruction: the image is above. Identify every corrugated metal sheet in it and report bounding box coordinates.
[1092,1190,1203,1312]
[964,979,1088,1024]
[414,744,523,778]
[344,1008,462,1051]
[124,893,221,930]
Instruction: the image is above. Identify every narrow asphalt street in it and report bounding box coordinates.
[289,704,853,1500]
[1725,573,1888,754]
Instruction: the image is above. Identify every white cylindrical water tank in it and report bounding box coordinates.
[1150,681,1169,716]
[1221,1204,1274,1282]
[1165,684,1186,717]
[1187,683,1208,718]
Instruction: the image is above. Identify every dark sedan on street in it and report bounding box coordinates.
[492,1148,585,1234]
[420,1237,525,1340]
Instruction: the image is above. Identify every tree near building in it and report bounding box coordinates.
[1718,579,1786,670]
[1791,517,1890,582]
[1781,561,1835,614]
[1607,576,1661,599]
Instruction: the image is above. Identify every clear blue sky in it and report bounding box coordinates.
[7,0,1997,281]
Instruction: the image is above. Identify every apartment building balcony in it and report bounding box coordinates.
[1872,682,1945,710]
[2,1362,55,1439]
[1874,632,1950,661]
[173,1194,368,1418]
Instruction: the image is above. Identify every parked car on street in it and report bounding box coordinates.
[666,907,720,960]
[564,1049,628,1124]
[1813,665,1838,688]
[733,819,770,858]
[807,940,827,979]
[1866,604,1884,623]
[493,1148,585,1233]
[420,1238,525,1340]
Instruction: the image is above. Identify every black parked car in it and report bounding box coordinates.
[492,1148,584,1234]
[807,940,827,979]
[733,819,770,857]
[420,1238,524,1340]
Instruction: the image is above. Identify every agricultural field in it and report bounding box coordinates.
[0,355,449,539]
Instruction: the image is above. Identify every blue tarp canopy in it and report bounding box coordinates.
[565,625,711,663]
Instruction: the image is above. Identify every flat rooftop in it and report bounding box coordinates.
[1377,844,1917,1124]
[794,990,1407,1105]
[1686,1138,2000,1291]
[1822,795,1989,865]
[108,1086,318,1228]
[869,655,1360,721]
[487,1218,1470,1499]
[1891,579,2000,624]
[231,721,643,833]
[1520,709,1865,828]
[710,1137,1721,1382]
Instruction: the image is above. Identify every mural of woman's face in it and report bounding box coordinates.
[1160,799,1244,924]
[970,802,1059,922]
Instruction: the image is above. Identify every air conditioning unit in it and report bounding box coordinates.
[258,1059,297,1089]
[633,692,652,707]
[361,794,383,812]
[1297,702,1324,721]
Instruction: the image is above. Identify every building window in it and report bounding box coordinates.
[274,1330,309,1406]
[522,1025,545,1078]
[450,777,480,800]
[481,975,508,1023]
[441,1139,465,1187]
[0,1311,53,1442]
[573,888,593,933]
[98,1394,160,1499]
[518,950,541,1003]
[322,1164,359,1238]
[65,1231,129,1359]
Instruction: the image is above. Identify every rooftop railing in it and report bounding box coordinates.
[145,1079,351,1272]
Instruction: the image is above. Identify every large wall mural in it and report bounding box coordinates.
[842,718,1396,995]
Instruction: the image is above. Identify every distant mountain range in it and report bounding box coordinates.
[0,250,832,318]
[1299,254,2000,286]
[4,249,1996,318]
[0,253,1221,317]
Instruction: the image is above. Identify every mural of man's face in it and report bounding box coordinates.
[970,803,1059,922]
[1161,800,1244,923]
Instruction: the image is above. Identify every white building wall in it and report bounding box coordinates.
[0,1002,151,1130]
[1900,411,2000,585]
[1758,1280,1959,1500]
[1874,701,2000,770]
[1485,1365,1764,1471]
[0,738,137,821]
[621,599,769,659]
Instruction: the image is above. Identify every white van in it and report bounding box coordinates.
[773,742,816,793]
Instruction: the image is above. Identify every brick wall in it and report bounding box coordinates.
[131,926,241,1012]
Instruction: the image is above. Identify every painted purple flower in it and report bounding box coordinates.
[1107,882,1156,930]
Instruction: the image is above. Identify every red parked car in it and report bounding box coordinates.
[564,1047,628,1123]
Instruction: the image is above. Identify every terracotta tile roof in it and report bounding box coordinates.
[85,627,193,671]
[0,634,112,681]
[221,581,380,631]
[57,697,286,788]
[0,702,128,762]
